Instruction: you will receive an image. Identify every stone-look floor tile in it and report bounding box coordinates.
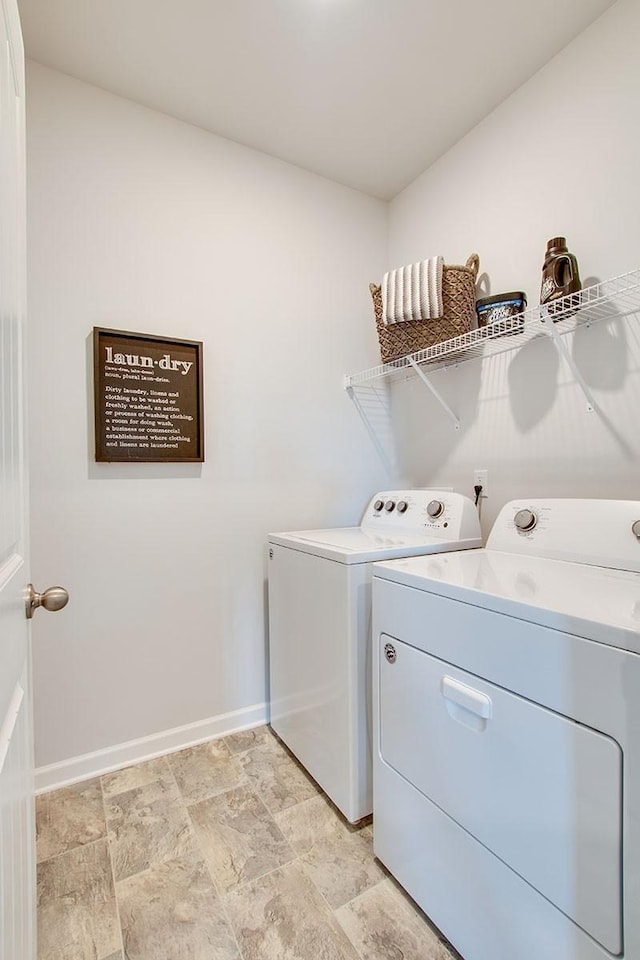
[225,860,361,960]
[335,877,457,960]
[275,794,385,908]
[101,757,174,799]
[275,793,369,853]
[387,877,464,959]
[37,838,121,960]
[237,738,319,814]
[168,739,248,805]
[189,784,296,893]
[223,725,275,756]
[105,775,197,883]
[36,778,106,862]
[117,851,240,960]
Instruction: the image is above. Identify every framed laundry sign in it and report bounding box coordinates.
[93,327,204,462]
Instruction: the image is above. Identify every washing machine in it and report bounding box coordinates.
[267,489,481,823]
[372,498,640,960]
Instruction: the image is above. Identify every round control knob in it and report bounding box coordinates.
[427,500,444,519]
[384,500,395,512]
[397,501,408,514]
[514,509,537,532]
[632,520,640,540]
[374,500,384,512]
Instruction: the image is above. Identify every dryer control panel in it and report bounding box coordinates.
[488,498,640,573]
[362,490,481,542]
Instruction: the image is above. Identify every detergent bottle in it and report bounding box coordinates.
[540,237,581,314]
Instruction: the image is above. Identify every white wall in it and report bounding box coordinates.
[26,62,390,770]
[389,0,640,535]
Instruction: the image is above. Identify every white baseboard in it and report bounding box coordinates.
[35,701,268,795]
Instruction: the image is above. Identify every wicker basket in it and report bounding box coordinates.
[370,254,480,364]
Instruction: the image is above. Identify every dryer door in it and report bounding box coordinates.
[379,635,622,955]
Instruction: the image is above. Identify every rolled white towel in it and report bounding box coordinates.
[382,256,444,324]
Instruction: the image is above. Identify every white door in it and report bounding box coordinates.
[0,2,33,957]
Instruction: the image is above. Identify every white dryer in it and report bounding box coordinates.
[268,489,481,823]
[372,498,640,960]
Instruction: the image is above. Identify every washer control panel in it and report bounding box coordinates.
[488,498,640,573]
[362,490,481,542]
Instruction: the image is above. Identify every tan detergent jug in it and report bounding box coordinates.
[540,237,581,315]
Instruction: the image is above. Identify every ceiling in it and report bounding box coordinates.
[18,0,616,200]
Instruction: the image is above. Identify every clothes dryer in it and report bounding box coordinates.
[268,489,481,823]
[373,498,640,960]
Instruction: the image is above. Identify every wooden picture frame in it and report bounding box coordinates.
[93,327,204,462]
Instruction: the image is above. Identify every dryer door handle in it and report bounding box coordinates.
[441,676,492,720]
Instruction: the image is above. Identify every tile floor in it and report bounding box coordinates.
[36,725,461,960]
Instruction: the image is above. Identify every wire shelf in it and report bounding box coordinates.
[344,267,640,389]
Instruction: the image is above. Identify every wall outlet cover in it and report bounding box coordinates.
[473,469,488,497]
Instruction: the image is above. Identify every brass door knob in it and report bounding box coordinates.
[26,583,69,620]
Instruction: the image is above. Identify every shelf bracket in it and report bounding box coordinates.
[407,357,460,429]
[542,314,597,412]
[345,384,398,477]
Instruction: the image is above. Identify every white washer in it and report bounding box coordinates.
[372,498,640,960]
[268,489,481,823]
